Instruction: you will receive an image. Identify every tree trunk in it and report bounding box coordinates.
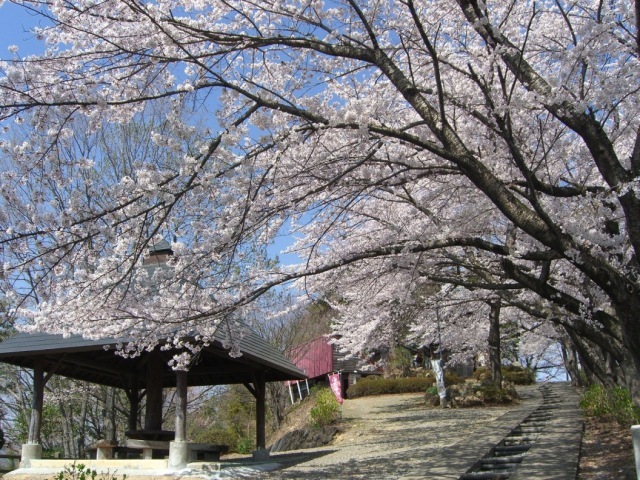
[614,299,640,407]
[78,389,89,458]
[431,357,448,408]
[560,337,583,387]
[265,382,285,429]
[565,328,616,389]
[488,300,502,388]
[58,400,74,458]
[104,387,116,442]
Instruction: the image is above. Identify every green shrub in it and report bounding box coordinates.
[189,425,244,452]
[472,385,516,404]
[580,384,640,427]
[236,436,254,454]
[426,385,438,396]
[388,346,414,375]
[472,367,490,382]
[348,376,433,398]
[309,387,341,427]
[51,463,126,480]
[425,370,466,386]
[347,369,469,398]
[502,365,535,385]
[444,370,466,386]
[472,365,535,385]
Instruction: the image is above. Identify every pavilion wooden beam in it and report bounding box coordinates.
[59,356,130,379]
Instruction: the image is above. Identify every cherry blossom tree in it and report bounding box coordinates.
[1,0,639,402]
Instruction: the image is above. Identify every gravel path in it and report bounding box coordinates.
[4,387,543,480]
[250,387,541,480]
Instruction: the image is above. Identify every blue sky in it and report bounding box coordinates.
[0,2,46,57]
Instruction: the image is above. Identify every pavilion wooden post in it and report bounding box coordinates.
[144,351,164,430]
[255,371,266,451]
[22,360,47,465]
[175,370,187,442]
[244,370,269,460]
[28,361,44,444]
[168,369,190,468]
[125,384,142,431]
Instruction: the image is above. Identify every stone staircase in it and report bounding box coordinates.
[459,383,564,480]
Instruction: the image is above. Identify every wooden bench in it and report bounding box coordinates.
[90,440,119,460]
[90,438,228,462]
[88,441,145,460]
[187,443,229,462]
[125,439,170,460]
[122,430,174,459]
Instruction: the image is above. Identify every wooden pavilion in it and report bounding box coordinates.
[0,327,305,468]
[0,241,306,470]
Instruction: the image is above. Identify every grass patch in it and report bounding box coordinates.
[580,384,640,427]
[309,387,341,427]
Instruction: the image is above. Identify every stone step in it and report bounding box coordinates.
[517,426,544,433]
[503,438,533,446]
[505,434,534,439]
[482,455,524,464]
[480,463,520,471]
[496,443,531,450]
[520,421,547,427]
[494,446,531,456]
[525,418,551,424]
[460,471,512,479]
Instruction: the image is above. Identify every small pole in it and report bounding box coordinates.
[632,425,640,480]
[339,371,343,419]
[288,383,295,405]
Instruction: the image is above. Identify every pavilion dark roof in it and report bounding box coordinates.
[0,327,306,389]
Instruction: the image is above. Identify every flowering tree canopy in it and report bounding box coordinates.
[0,0,639,399]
